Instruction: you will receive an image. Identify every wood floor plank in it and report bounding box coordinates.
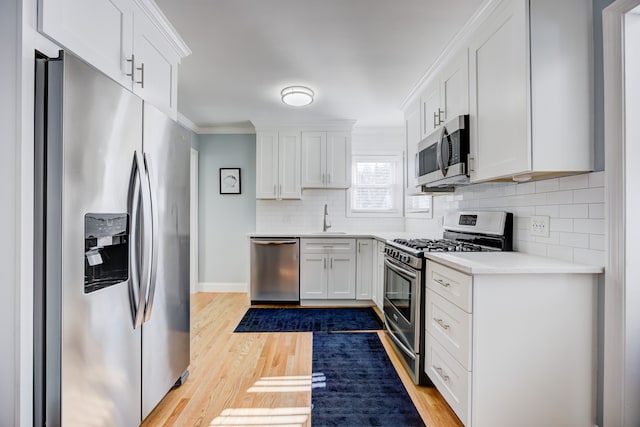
[142,293,461,427]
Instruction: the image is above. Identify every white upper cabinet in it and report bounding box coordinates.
[420,50,469,139]
[468,0,593,183]
[38,0,189,119]
[131,7,179,118]
[439,50,469,123]
[302,131,351,189]
[256,130,302,200]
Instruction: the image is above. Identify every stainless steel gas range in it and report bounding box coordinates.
[383,211,513,385]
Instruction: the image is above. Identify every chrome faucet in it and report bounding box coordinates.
[323,203,331,232]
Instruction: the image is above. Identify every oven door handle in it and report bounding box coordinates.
[384,258,417,280]
[384,321,417,361]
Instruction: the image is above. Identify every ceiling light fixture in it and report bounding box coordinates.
[281,86,314,107]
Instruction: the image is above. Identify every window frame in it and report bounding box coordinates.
[346,152,404,218]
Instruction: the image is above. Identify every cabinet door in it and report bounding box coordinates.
[421,79,441,138]
[300,254,327,299]
[278,131,302,199]
[356,239,374,300]
[376,243,385,310]
[328,254,356,299]
[440,50,469,121]
[132,7,179,119]
[256,132,279,199]
[325,132,351,188]
[38,0,134,88]
[405,99,421,193]
[469,0,529,182]
[301,131,326,188]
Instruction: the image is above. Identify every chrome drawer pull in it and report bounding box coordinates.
[434,278,451,287]
[434,318,450,330]
[434,366,450,382]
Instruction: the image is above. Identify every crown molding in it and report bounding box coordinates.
[134,0,192,59]
[399,0,500,111]
[177,113,198,133]
[198,124,257,135]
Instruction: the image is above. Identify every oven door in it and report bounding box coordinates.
[383,256,421,352]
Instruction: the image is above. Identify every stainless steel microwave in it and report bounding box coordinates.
[416,115,470,188]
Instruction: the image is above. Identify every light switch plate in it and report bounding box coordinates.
[530,215,550,237]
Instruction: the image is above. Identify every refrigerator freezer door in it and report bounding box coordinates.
[47,53,144,426]
[141,102,191,418]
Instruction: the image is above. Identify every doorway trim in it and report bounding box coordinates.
[603,1,640,425]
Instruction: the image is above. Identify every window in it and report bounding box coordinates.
[348,154,403,217]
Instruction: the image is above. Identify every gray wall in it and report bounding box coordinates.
[1,0,18,424]
[594,0,615,171]
[198,134,256,283]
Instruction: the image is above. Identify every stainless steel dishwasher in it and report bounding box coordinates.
[250,238,300,303]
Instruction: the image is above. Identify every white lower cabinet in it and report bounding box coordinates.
[372,240,385,310]
[300,239,355,300]
[425,258,597,427]
[355,239,374,300]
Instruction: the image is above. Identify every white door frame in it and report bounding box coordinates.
[190,148,199,294]
[603,2,640,425]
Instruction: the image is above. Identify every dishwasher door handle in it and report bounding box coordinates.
[253,240,298,245]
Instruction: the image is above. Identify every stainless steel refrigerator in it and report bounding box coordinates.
[34,51,190,426]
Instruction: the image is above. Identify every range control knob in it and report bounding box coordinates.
[402,254,409,263]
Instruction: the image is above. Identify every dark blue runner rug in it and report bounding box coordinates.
[312,332,425,427]
[233,307,383,333]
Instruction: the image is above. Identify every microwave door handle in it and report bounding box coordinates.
[436,126,447,176]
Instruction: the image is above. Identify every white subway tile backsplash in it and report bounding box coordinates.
[589,171,605,188]
[545,190,574,205]
[516,181,536,195]
[558,232,590,248]
[546,245,575,262]
[559,174,590,190]
[535,231,560,245]
[574,219,605,235]
[590,234,605,251]
[535,205,559,217]
[574,248,605,267]
[589,203,605,219]
[550,218,574,233]
[535,178,559,193]
[559,204,589,219]
[573,187,605,204]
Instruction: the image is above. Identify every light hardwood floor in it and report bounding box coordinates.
[142,293,462,427]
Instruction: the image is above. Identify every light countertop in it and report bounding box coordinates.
[425,252,604,275]
[247,231,434,242]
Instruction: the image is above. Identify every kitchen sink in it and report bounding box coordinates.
[309,231,347,235]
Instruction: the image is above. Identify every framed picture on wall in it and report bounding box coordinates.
[219,168,241,194]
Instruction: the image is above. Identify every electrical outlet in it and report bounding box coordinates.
[530,215,550,237]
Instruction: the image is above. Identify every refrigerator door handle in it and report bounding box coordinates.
[143,153,159,322]
[130,151,151,329]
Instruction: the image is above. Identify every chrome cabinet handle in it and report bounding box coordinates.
[434,278,451,288]
[437,108,445,125]
[126,55,135,81]
[328,173,331,184]
[468,154,475,172]
[434,317,450,330]
[324,258,327,269]
[330,258,333,269]
[279,183,282,197]
[434,366,450,382]
[433,111,438,129]
[136,62,144,88]
[322,173,325,184]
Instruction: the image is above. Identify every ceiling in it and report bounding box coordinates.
[154,0,485,131]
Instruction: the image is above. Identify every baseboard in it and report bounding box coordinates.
[197,282,248,293]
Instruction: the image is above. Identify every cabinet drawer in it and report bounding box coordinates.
[301,238,355,253]
[425,334,470,426]
[426,261,472,312]
[425,289,472,370]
